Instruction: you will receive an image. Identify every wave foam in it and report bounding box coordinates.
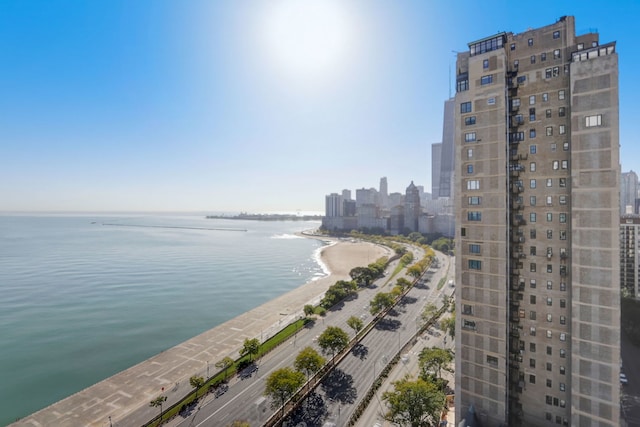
[271,233,303,239]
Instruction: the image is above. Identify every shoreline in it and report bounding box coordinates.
[12,235,391,427]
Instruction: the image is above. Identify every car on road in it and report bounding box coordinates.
[621,373,629,385]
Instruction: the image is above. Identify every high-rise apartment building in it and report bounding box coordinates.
[404,181,421,233]
[621,171,638,215]
[432,143,443,199]
[620,216,640,299]
[454,17,620,426]
[439,98,456,198]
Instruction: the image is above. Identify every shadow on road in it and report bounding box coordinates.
[321,368,358,404]
[351,343,369,360]
[375,318,402,331]
[286,392,327,427]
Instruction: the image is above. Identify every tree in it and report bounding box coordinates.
[149,395,167,422]
[215,356,235,380]
[190,375,205,398]
[227,421,250,427]
[440,314,455,338]
[240,337,260,361]
[421,303,438,324]
[264,367,306,414]
[346,315,364,336]
[317,326,350,359]
[370,292,395,315]
[407,264,423,278]
[303,304,315,317]
[294,346,325,383]
[382,376,446,427]
[396,277,412,291]
[418,347,453,381]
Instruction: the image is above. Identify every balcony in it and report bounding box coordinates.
[512,235,525,243]
[510,184,524,194]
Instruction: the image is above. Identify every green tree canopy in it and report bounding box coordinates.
[421,303,439,324]
[303,304,315,317]
[294,346,325,380]
[264,367,306,412]
[215,356,235,380]
[346,315,364,336]
[441,314,455,339]
[149,395,167,421]
[240,337,261,361]
[370,292,395,315]
[189,375,205,398]
[382,376,446,427]
[418,346,454,381]
[317,326,350,359]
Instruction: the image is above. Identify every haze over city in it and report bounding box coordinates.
[1,0,638,213]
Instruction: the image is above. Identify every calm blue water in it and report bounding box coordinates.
[0,214,324,425]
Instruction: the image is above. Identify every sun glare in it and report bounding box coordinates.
[261,0,354,83]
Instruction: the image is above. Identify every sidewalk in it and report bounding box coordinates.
[12,239,391,427]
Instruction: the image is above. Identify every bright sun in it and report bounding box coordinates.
[261,0,354,82]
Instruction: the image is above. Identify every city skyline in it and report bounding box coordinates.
[2,1,639,213]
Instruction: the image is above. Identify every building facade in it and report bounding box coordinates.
[621,216,640,299]
[404,181,421,233]
[454,16,620,426]
[621,171,638,215]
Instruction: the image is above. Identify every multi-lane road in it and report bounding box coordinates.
[165,249,453,427]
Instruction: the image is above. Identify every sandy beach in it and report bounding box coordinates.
[13,236,392,427]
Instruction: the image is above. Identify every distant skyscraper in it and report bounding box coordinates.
[355,188,377,207]
[439,98,456,198]
[324,193,342,217]
[404,181,421,233]
[454,16,620,426]
[379,177,389,210]
[342,189,352,201]
[621,216,640,299]
[621,171,638,214]
[432,143,442,199]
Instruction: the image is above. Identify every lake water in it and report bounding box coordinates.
[0,214,325,425]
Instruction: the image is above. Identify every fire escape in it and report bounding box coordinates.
[507,68,525,426]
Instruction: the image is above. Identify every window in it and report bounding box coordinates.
[547,347,552,356]
[554,49,561,59]
[560,282,566,292]
[530,213,537,222]
[512,98,521,108]
[529,108,536,121]
[560,333,566,342]
[530,129,536,138]
[546,109,552,118]
[545,68,552,78]
[530,294,537,304]
[563,141,569,151]
[528,38,533,46]
[553,67,559,77]
[551,143,557,151]
[467,148,474,159]
[530,343,536,352]
[547,280,553,290]
[510,43,516,51]
[585,114,602,127]
[514,59,519,68]
[547,297,553,306]
[467,164,474,174]
[530,312,537,322]
[530,55,536,64]
[560,315,566,325]
[463,304,473,315]
[546,196,553,205]
[530,196,536,206]
[531,326,537,335]
[530,374,536,384]
[461,102,472,113]
[461,227,466,237]
[553,30,560,39]
[559,125,566,135]
[559,230,566,240]
[560,366,565,375]
[529,95,536,105]
[553,160,559,170]
[465,132,476,142]
[546,178,553,187]
[547,313,553,322]
[547,362,553,371]
[547,379,552,388]
[467,179,480,190]
[457,79,469,92]
[530,145,537,154]
[541,52,547,61]
[469,259,482,270]
[465,116,476,125]
[468,211,482,221]
[547,264,553,273]
[547,213,553,222]
[561,160,568,169]
[558,90,565,100]
[530,263,537,272]
[530,162,536,172]
[483,59,489,69]
[559,178,566,188]
[559,107,565,117]
[464,319,477,330]
[517,75,526,84]
[546,126,553,136]
[481,75,493,85]
[559,213,566,223]
[542,93,549,102]
[547,330,552,338]
[530,179,537,189]
[560,382,565,392]
[530,229,536,239]
[468,196,481,205]
[547,230,553,239]
[559,195,567,205]
[487,355,498,366]
[560,349,566,358]
[530,279,537,288]
[469,244,481,254]
[577,43,584,50]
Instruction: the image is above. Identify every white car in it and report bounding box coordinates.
[620,373,629,385]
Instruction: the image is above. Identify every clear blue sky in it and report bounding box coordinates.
[1,0,637,213]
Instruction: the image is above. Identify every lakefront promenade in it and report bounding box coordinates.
[11,236,391,427]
